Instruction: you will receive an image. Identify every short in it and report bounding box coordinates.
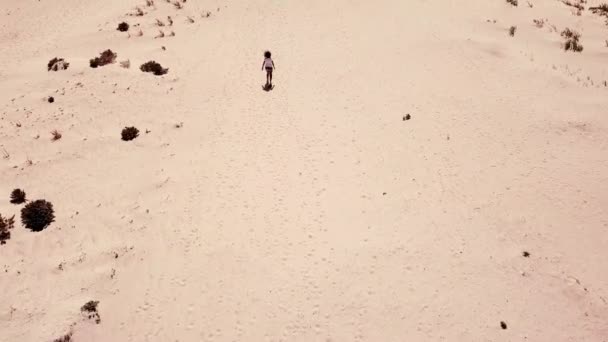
[265,67,273,73]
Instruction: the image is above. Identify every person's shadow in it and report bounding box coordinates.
[262,83,275,92]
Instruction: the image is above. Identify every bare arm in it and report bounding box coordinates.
[261,61,265,70]
[272,61,275,69]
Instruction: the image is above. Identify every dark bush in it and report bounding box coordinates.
[140,61,168,75]
[122,126,140,141]
[48,96,55,103]
[506,0,518,6]
[52,332,73,342]
[117,22,130,32]
[10,189,26,204]
[21,199,55,232]
[47,58,70,71]
[509,26,517,36]
[0,214,15,245]
[561,28,583,52]
[90,50,117,68]
[81,300,101,324]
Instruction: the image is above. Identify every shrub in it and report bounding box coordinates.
[89,50,117,68]
[48,96,55,103]
[561,28,583,52]
[509,26,517,36]
[51,130,62,141]
[140,61,168,75]
[506,0,518,6]
[81,300,101,324]
[0,214,15,245]
[47,58,69,71]
[117,22,129,32]
[120,60,131,68]
[121,126,139,141]
[10,189,26,204]
[52,332,72,342]
[21,200,55,232]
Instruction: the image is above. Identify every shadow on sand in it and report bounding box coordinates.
[262,83,275,92]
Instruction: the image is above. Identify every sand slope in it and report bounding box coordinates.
[1,0,607,341]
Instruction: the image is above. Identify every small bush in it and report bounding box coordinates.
[122,126,140,141]
[81,300,101,324]
[533,19,545,28]
[52,332,72,342]
[120,60,131,69]
[561,28,583,52]
[21,199,55,232]
[10,189,26,204]
[48,96,55,103]
[0,214,15,245]
[506,0,518,6]
[117,22,129,32]
[90,50,117,68]
[509,26,517,36]
[140,61,168,75]
[51,130,62,141]
[47,58,69,72]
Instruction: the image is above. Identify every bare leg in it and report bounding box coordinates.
[269,71,273,85]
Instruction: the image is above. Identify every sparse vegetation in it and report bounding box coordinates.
[146,0,155,6]
[187,16,195,23]
[173,1,184,9]
[122,126,140,141]
[533,19,545,28]
[140,61,169,75]
[561,28,584,52]
[167,16,174,26]
[117,22,129,32]
[509,26,517,36]
[10,189,26,204]
[52,332,73,342]
[81,300,101,324]
[90,50,117,68]
[21,200,55,232]
[155,30,165,39]
[0,214,15,245]
[506,0,518,6]
[48,96,55,103]
[120,60,131,68]
[47,58,69,72]
[51,130,62,141]
[589,4,608,24]
[156,18,165,26]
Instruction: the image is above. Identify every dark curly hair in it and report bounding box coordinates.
[264,51,271,58]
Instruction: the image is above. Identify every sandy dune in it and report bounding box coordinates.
[1,0,607,341]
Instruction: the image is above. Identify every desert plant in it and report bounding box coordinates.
[156,18,165,26]
[155,30,165,38]
[51,130,62,141]
[533,19,545,28]
[506,0,518,6]
[509,26,517,36]
[146,0,155,6]
[81,300,101,324]
[173,1,183,9]
[117,22,129,32]
[120,60,131,68]
[47,58,69,71]
[21,199,55,232]
[52,332,73,342]
[121,126,140,141]
[48,96,55,103]
[10,189,26,204]
[187,16,195,23]
[90,50,117,68]
[0,214,15,245]
[140,61,169,75]
[167,16,174,25]
[561,28,584,52]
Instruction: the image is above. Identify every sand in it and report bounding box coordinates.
[1,0,607,341]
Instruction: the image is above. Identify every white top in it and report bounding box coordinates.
[263,58,274,69]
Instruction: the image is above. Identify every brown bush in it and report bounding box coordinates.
[48,58,70,71]
[0,214,15,245]
[506,0,518,6]
[561,28,583,52]
[121,126,140,141]
[10,189,26,204]
[21,199,55,232]
[90,50,117,68]
[117,22,129,32]
[140,61,168,75]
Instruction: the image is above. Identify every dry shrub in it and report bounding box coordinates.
[187,16,195,23]
[589,4,608,24]
[117,22,129,32]
[173,1,183,9]
[90,50,117,68]
[51,130,62,141]
[21,199,55,232]
[146,0,155,6]
[533,19,545,28]
[167,16,174,26]
[120,60,131,68]
[140,61,168,75]
[0,214,15,245]
[10,189,26,204]
[561,28,583,52]
[506,0,518,6]
[509,26,517,36]
[52,332,73,342]
[122,126,140,141]
[155,30,165,39]
[562,0,585,10]
[81,300,101,324]
[156,18,165,26]
[47,58,69,71]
